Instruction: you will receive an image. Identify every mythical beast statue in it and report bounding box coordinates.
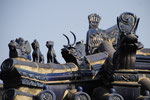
[31,39,44,63]
[113,12,143,69]
[92,12,150,100]
[46,41,59,64]
[0,12,150,100]
[86,13,108,55]
[8,37,31,60]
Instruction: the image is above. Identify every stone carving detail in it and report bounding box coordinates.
[113,74,139,82]
[22,78,44,87]
[8,37,31,60]
[2,12,150,100]
[46,41,59,63]
[106,25,119,49]
[61,31,87,67]
[86,13,108,55]
[113,12,143,69]
[31,39,44,63]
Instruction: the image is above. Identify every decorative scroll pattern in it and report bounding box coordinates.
[113,74,139,82]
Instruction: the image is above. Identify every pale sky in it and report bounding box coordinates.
[0,0,150,64]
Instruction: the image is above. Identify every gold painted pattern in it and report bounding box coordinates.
[15,62,78,74]
[117,69,150,73]
[86,59,105,71]
[15,65,52,74]
[108,38,115,46]
[90,59,105,66]
[14,95,32,100]
[137,51,150,56]
[16,58,31,62]
[113,81,138,85]
[21,76,71,84]
[87,59,92,70]
[18,87,42,95]
[62,90,69,99]
[14,87,43,100]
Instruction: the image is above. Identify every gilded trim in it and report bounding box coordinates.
[15,62,78,74]
[21,76,71,84]
[90,59,105,65]
[137,51,150,56]
[62,90,69,99]
[14,95,32,100]
[15,58,31,62]
[87,59,92,70]
[18,86,42,95]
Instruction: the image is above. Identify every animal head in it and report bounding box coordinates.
[61,31,78,64]
[117,12,140,44]
[31,39,40,50]
[117,12,139,35]
[46,41,54,48]
[8,40,18,50]
[61,32,86,65]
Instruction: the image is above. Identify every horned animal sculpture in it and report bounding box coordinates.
[63,31,76,48]
[61,31,77,64]
[31,39,44,63]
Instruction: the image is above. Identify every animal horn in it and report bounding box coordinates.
[63,34,70,46]
[132,18,140,33]
[129,14,137,33]
[70,31,76,46]
[117,17,122,33]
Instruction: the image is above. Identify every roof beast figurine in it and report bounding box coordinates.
[86,13,108,55]
[8,37,31,60]
[31,39,44,63]
[0,12,150,100]
[114,12,143,69]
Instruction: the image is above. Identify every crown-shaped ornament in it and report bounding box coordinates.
[88,13,101,23]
